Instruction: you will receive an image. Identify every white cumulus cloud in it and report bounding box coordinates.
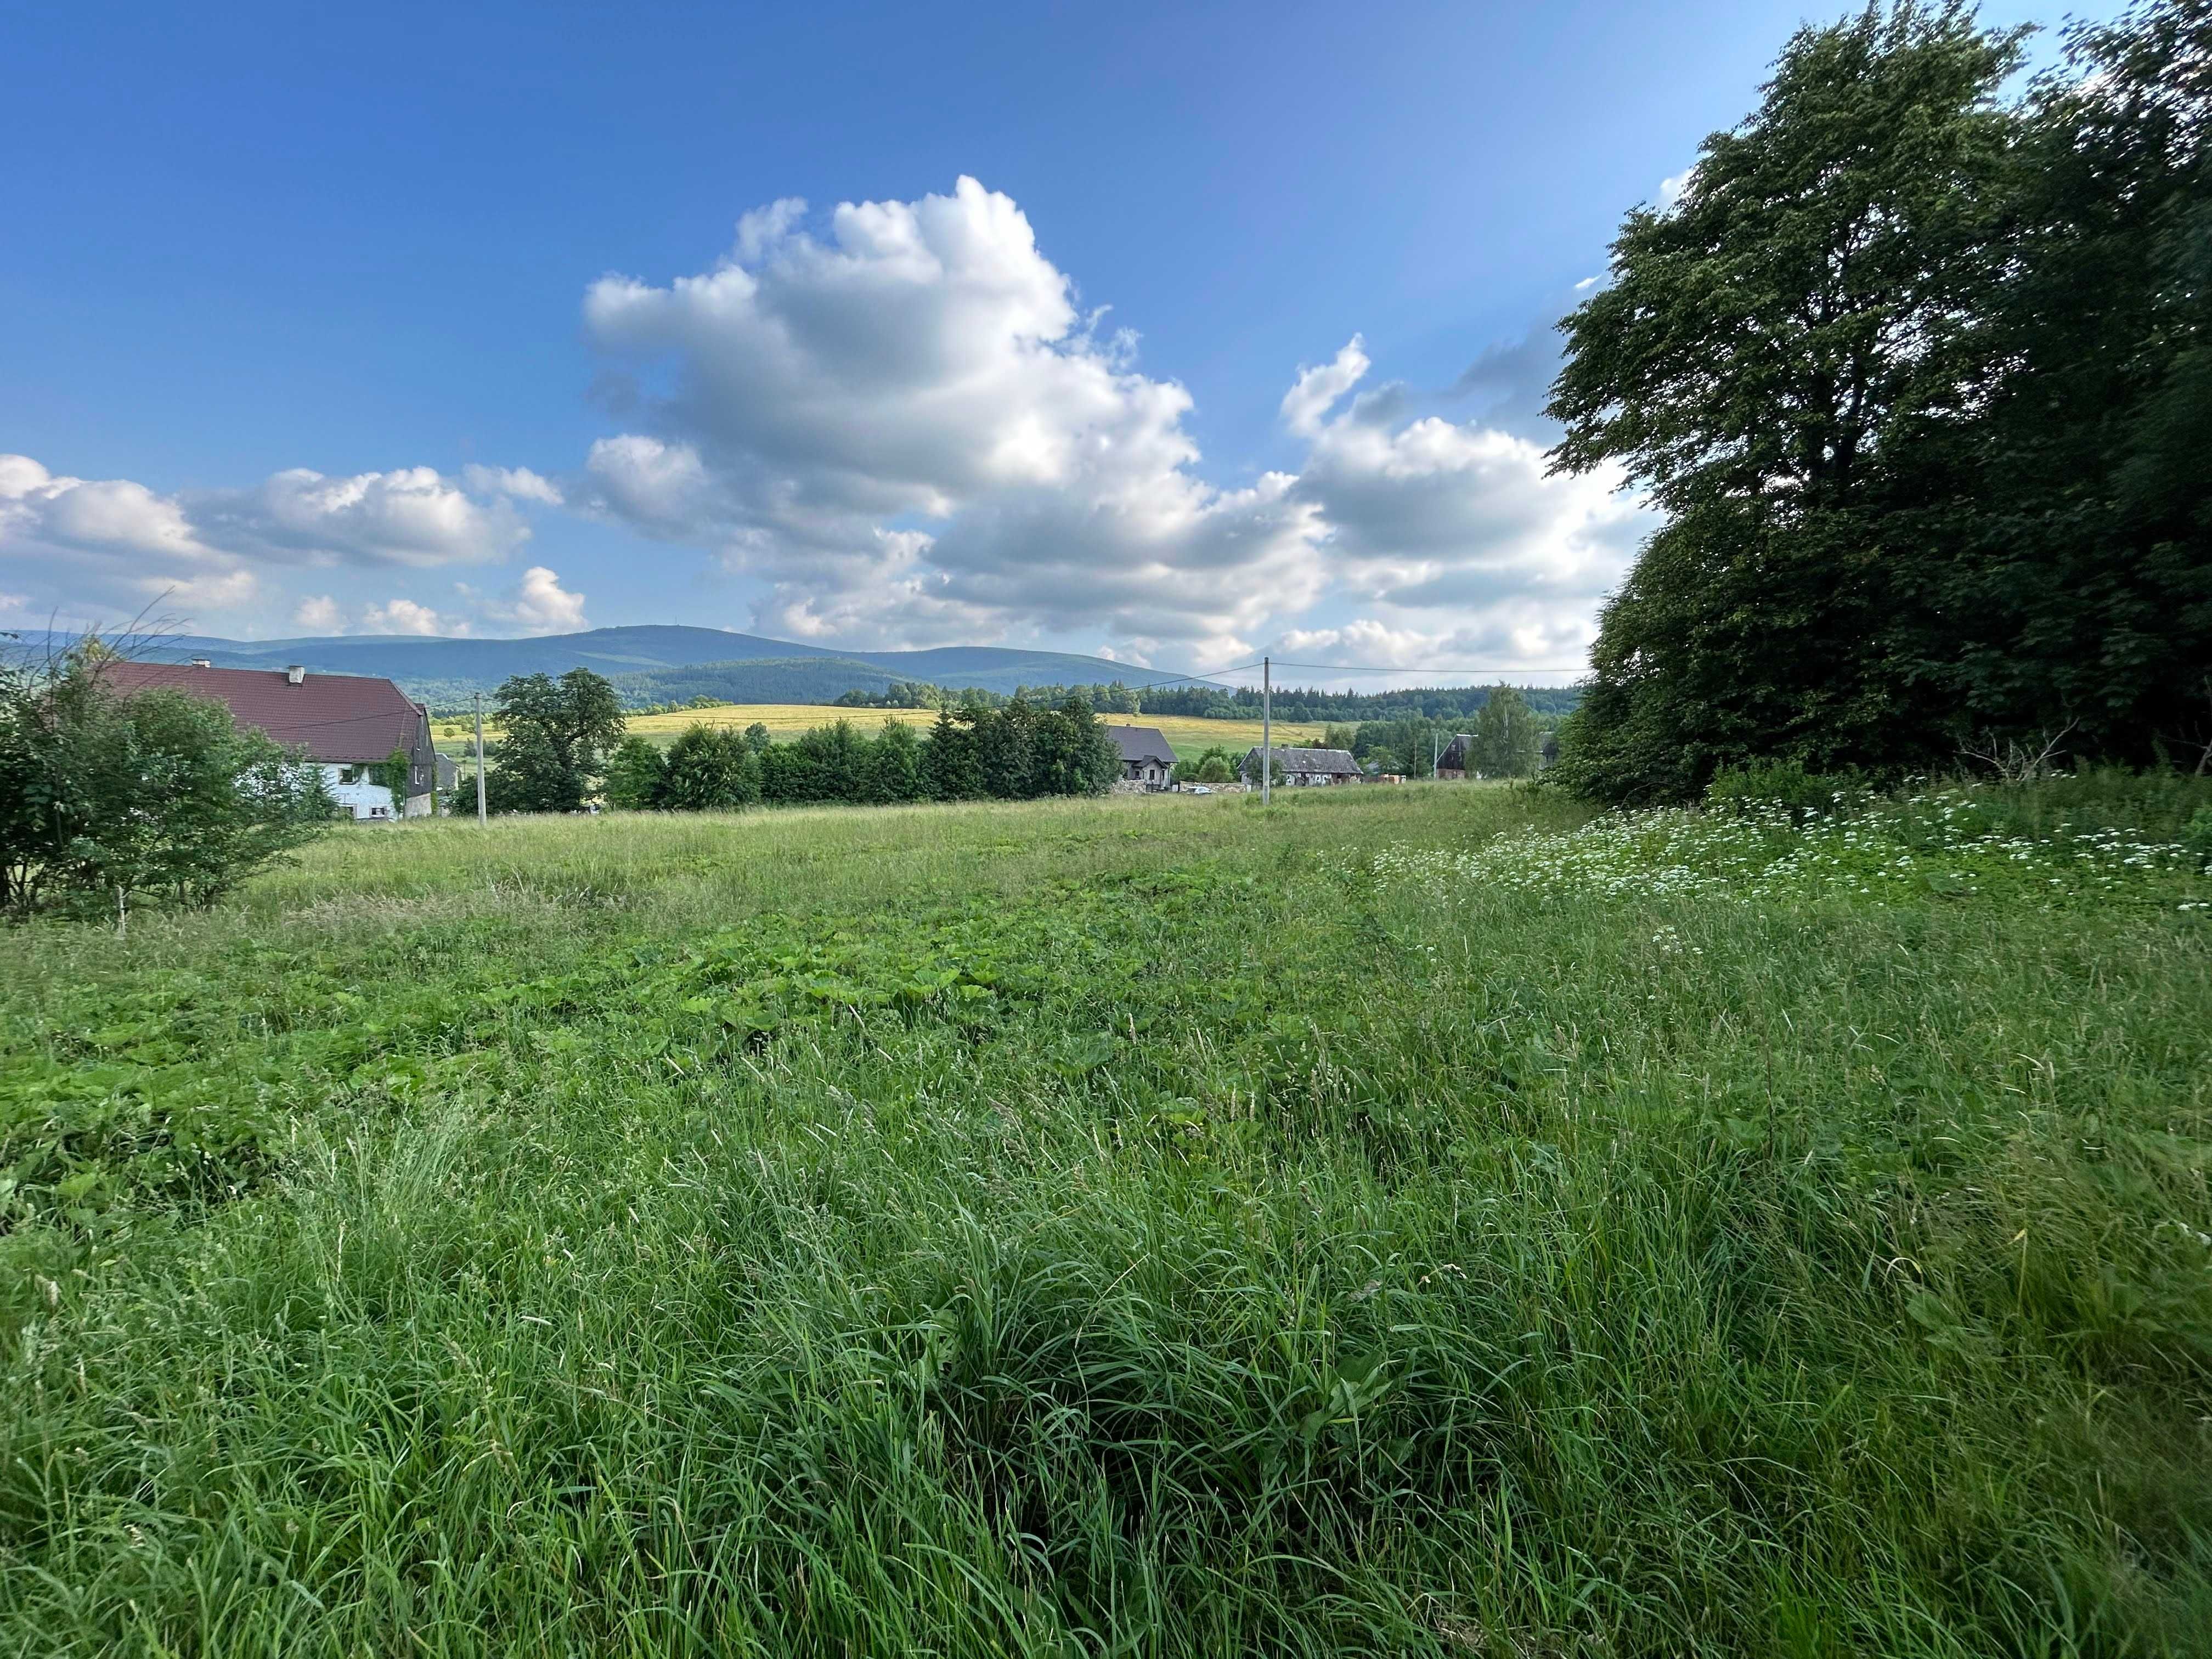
[1281,339,1647,652]
[579,176,1329,653]
[200,466,529,568]
[362,597,467,636]
[0,452,545,631]
[1280,336,1371,439]
[490,566,589,634]
[572,182,1644,665]
[462,464,565,505]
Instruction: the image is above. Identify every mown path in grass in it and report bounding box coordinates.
[3,783,2208,1656]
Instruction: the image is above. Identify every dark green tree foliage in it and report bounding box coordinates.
[863,719,927,803]
[610,704,1123,815]
[1950,1,2212,766]
[1472,684,1542,777]
[1029,696,1123,796]
[1173,745,1237,786]
[486,669,625,813]
[1,648,330,915]
[758,740,826,805]
[795,721,868,804]
[1549,1,2212,802]
[601,736,668,811]
[977,696,1038,799]
[921,706,984,800]
[659,725,760,810]
[1352,718,1441,778]
[1548,2,2023,802]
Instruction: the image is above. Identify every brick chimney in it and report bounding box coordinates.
[285,664,306,685]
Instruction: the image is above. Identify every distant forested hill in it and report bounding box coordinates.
[11,624,1583,720]
[42,626,1165,710]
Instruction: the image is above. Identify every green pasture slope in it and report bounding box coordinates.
[3,781,2209,1656]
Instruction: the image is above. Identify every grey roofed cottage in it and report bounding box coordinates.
[1240,745,1364,786]
[1104,723,1178,788]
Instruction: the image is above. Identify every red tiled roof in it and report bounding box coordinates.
[94,662,427,764]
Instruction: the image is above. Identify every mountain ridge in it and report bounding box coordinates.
[12,625,1196,708]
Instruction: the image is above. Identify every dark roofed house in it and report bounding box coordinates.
[95,661,439,821]
[1436,733,1475,780]
[1104,724,1177,789]
[1240,745,1364,787]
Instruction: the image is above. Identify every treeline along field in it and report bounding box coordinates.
[3,780,2209,1655]
[435,703,1331,761]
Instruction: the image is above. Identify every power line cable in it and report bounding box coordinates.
[1264,661,1585,676]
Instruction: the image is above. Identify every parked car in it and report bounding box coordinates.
[1184,784,1213,795]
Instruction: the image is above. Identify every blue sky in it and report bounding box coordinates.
[1,0,2110,679]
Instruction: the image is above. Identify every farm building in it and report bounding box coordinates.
[1104,724,1177,789]
[1240,745,1364,787]
[94,660,442,820]
[1436,733,1476,779]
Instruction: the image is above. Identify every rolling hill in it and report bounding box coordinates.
[33,625,1183,709]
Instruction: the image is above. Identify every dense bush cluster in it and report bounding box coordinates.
[597,696,1124,812]
[0,645,330,918]
[1549,1,2211,803]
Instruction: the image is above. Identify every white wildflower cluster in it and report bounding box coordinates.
[1363,792,2205,910]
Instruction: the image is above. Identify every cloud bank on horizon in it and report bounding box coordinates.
[1,177,1646,672]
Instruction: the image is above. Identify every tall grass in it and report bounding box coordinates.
[3,782,2207,1655]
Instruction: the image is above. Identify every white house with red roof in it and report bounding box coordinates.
[97,659,445,820]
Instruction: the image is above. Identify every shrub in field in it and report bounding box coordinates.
[601,733,668,810]
[2187,806,2212,872]
[1174,744,1237,786]
[862,717,927,803]
[659,723,761,810]
[0,646,330,917]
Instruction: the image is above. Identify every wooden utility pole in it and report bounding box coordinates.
[1261,656,1272,806]
[473,692,488,826]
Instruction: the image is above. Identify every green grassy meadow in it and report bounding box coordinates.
[3,782,2210,1655]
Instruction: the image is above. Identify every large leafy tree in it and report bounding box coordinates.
[1550,0,2212,802]
[1546,3,2026,801]
[1471,684,1542,777]
[1944,1,2212,766]
[486,668,625,813]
